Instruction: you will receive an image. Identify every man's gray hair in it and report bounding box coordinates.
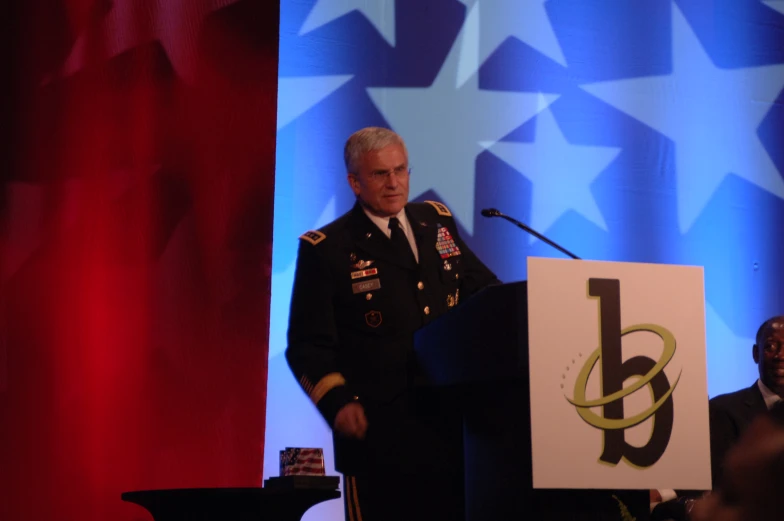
[344,127,407,174]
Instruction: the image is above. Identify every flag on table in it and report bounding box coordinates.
[279,447,325,476]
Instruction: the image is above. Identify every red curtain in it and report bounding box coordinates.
[1,1,278,520]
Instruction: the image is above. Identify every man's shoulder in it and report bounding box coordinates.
[297,211,353,248]
[709,383,760,409]
[407,200,454,221]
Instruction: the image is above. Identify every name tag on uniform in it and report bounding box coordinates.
[350,268,378,279]
[352,278,381,294]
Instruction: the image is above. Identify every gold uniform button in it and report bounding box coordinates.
[424,306,430,315]
[417,281,424,290]
[366,293,373,300]
[455,273,459,280]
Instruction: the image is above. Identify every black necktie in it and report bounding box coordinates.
[388,217,416,263]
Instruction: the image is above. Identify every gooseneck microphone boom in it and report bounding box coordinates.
[480,208,581,260]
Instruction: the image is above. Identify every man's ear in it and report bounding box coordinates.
[347,173,360,196]
[753,343,760,365]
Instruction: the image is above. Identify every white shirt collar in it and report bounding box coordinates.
[360,205,419,262]
[361,206,410,238]
[757,379,782,410]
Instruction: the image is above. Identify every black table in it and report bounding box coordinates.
[122,487,341,521]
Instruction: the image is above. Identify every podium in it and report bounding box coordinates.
[413,281,649,521]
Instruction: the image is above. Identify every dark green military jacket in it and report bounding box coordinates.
[286,200,499,472]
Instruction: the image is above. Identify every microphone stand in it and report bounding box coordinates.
[481,208,581,260]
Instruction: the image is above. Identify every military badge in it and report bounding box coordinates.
[435,226,461,259]
[365,310,382,328]
[443,259,452,271]
[350,259,375,270]
[349,252,357,262]
[351,267,379,279]
[447,289,460,308]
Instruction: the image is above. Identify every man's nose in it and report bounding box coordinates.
[385,172,398,188]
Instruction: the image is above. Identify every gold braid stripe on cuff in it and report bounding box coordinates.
[310,372,346,404]
[299,375,314,395]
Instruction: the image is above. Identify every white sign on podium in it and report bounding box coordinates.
[527,257,711,491]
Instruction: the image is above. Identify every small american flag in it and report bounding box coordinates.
[279,447,325,476]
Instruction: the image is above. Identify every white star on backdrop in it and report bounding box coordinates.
[299,0,397,47]
[57,0,237,82]
[456,0,566,87]
[368,25,556,234]
[763,0,784,16]
[704,304,757,397]
[481,96,620,239]
[581,3,784,233]
[277,76,354,130]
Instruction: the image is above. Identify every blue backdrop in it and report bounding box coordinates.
[267,2,784,519]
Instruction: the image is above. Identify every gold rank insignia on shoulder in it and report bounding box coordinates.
[424,200,452,217]
[299,230,326,245]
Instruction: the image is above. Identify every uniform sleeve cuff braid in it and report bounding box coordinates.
[316,385,356,427]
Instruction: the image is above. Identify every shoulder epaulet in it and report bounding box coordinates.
[299,230,326,246]
[424,200,452,217]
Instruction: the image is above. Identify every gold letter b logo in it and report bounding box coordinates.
[567,278,680,467]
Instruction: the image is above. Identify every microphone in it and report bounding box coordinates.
[480,208,581,260]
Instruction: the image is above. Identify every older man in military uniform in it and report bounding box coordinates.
[286,127,499,521]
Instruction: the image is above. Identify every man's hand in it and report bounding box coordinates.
[334,402,368,440]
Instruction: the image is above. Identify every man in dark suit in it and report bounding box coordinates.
[651,315,784,521]
[286,127,500,521]
[707,314,784,489]
[691,401,784,521]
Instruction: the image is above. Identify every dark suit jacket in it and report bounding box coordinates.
[652,382,768,520]
[707,382,767,489]
[286,200,499,473]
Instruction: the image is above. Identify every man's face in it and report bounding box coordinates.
[754,319,784,397]
[348,143,409,218]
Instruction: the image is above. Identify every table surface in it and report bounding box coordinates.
[122,487,341,521]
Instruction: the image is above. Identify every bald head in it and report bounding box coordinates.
[755,316,784,347]
[753,315,784,398]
